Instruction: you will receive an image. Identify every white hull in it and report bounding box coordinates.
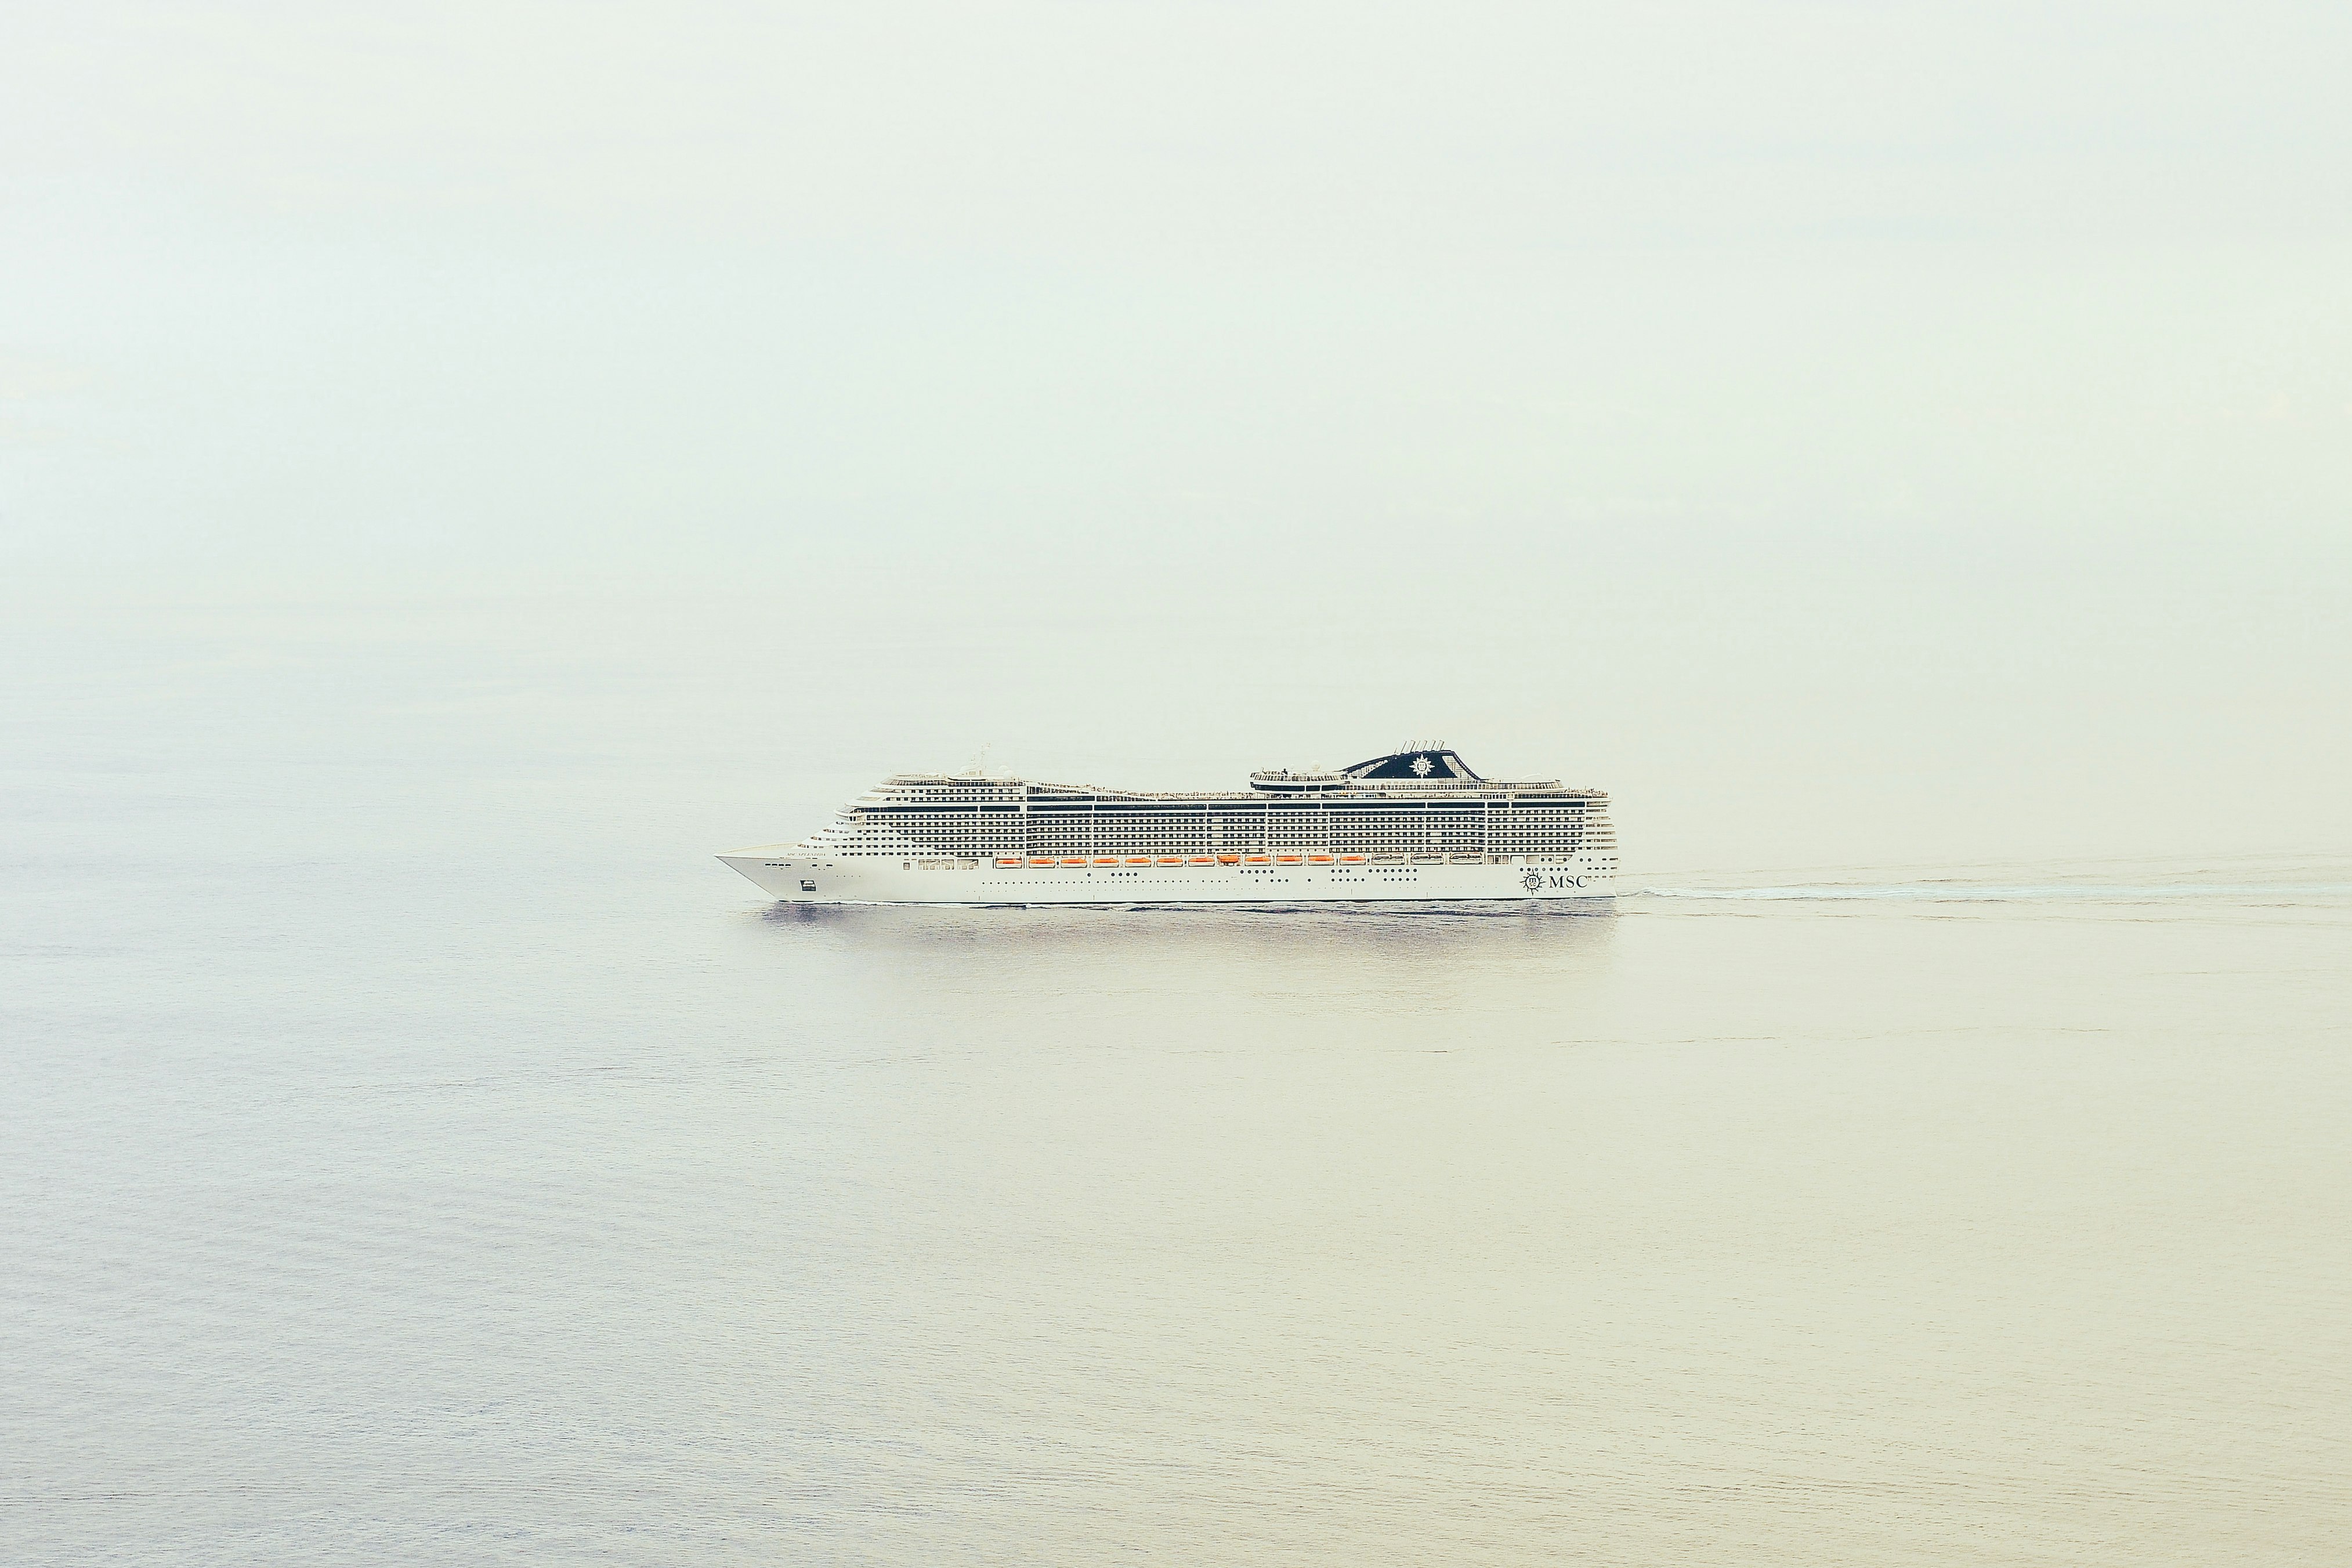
[719,850,1615,908]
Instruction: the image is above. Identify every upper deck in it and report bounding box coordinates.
[875,749,1602,806]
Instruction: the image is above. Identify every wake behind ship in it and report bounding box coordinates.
[719,747,1616,907]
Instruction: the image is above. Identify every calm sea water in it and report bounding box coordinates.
[5,607,2349,1566]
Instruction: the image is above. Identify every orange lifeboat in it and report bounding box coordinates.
[1215,854,1240,865]
[996,857,1023,867]
[1061,857,1087,866]
[1275,855,1302,865]
[1126,857,1150,866]
[1189,856,1214,864]
[1028,857,1055,867]
[1308,854,1334,863]
[1337,854,1366,863]
[1157,857,1183,866]
[1092,857,1118,866]
[1244,855,1271,864]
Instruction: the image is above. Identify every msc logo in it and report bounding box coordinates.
[1520,870,1543,892]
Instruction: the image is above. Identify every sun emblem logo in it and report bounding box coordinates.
[1411,754,1435,776]
[1521,870,1543,892]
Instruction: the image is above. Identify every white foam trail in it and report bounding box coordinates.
[1639,882,2352,903]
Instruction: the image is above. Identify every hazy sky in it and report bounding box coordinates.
[4,3,2347,868]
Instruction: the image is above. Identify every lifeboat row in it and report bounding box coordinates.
[996,854,1365,868]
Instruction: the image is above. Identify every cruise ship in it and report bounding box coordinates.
[719,747,1616,907]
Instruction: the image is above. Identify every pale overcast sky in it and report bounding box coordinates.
[3,3,2347,866]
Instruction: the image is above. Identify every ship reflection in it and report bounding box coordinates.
[755,896,1617,965]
